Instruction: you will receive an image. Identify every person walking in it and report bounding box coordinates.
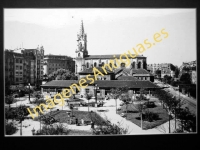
[91,121,94,129]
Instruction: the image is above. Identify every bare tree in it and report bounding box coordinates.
[85,93,93,112]
[110,88,122,114]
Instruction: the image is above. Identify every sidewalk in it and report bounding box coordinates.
[78,99,179,134]
[6,97,179,136]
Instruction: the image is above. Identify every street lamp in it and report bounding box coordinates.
[19,90,21,105]
[94,83,99,107]
[28,83,30,103]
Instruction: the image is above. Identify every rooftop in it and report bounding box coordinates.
[117,76,139,81]
[94,80,160,88]
[84,54,145,59]
[41,80,78,88]
[41,80,160,89]
[115,68,154,76]
[78,67,114,74]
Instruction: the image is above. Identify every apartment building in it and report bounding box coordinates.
[43,54,75,75]
[147,63,175,78]
[4,46,44,86]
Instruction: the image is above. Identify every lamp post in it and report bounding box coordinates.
[19,106,24,136]
[19,90,21,105]
[94,84,99,107]
[141,102,144,130]
[28,83,30,103]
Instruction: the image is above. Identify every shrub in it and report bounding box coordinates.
[35,123,69,135]
[144,102,156,108]
[143,111,159,122]
[6,122,18,135]
[92,120,128,135]
[5,95,14,109]
[5,108,17,120]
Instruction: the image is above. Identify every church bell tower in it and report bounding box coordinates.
[75,20,88,74]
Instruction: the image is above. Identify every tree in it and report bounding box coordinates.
[182,66,190,72]
[5,95,14,109]
[16,105,27,135]
[133,88,148,129]
[180,73,191,84]
[163,75,172,84]
[177,107,196,132]
[48,69,77,81]
[32,91,44,104]
[118,86,131,118]
[154,89,184,133]
[155,69,161,78]
[85,93,93,112]
[170,64,176,71]
[174,67,180,78]
[110,88,122,114]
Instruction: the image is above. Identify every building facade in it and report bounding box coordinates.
[75,20,147,75]
[43,54,75,75]
[4,46,44,86]
[179,61,196,84]
[147,63,175,78]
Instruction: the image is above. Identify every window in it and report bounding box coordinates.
[86,62,89,68]
[94,62,97,67]
[121,63,125,68]
[138,62,141,69]
[16,78,19,82]
[85,89,90,93]
[20,59,22,63]
[20,66,22,70]
[132,62,135,69]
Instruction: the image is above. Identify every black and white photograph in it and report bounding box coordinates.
[4,8,197,136]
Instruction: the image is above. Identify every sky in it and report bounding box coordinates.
[4,9,196,67]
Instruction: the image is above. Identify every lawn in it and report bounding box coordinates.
[38,110,107,126]
[118,103,170,130]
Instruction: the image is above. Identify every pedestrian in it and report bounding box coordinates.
[81,119,84,125]
[91,121,94,129]
[76,118,78,125]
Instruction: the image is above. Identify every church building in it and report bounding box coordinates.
[41,20,158,99]
[75,20,148,75]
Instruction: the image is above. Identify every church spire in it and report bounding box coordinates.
[80,20,84,35]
